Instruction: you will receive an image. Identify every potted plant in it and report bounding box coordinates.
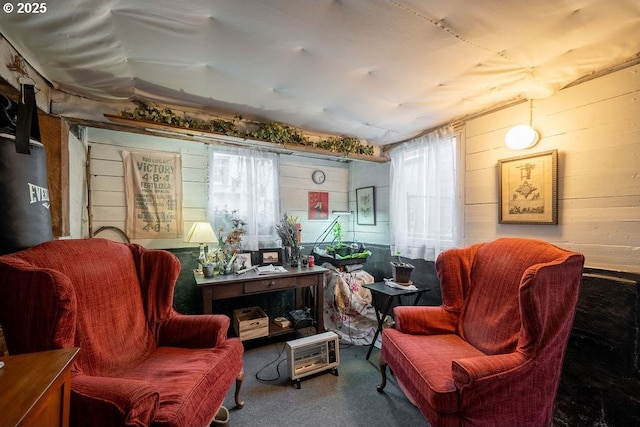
[332,221,350,257]
[391,251,414,283]
[213,209,247,274]
[275,213,301,266]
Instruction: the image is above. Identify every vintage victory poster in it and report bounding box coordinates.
[123,151,184,238]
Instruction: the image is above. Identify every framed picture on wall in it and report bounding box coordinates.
[308,191,329,220]
[498,149,558,224]
[356,186,376,225]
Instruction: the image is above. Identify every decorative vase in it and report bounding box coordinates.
[203,263,215,277]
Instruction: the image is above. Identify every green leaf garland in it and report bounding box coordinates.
[120,102,375,156]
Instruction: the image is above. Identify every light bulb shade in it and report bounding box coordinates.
[184,222,218,244]
[505,125,539,149]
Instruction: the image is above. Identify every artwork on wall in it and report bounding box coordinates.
[308,191,329,220]
[356,186,376,225]
[122,150,184,238]
[498,149,558,224]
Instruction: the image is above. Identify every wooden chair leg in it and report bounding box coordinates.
[234,369,245,409]
[377,354,387,392]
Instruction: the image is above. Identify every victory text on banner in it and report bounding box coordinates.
[122,151,183,239]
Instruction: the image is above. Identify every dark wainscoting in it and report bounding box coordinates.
[167,247,203,314]
[554,268,640,427]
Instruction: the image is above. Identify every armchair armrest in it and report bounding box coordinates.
[451,352,552,426]
[71,375,158,427]
[156,313,230,348]
[451,351,528,387]
[394,306,459,335]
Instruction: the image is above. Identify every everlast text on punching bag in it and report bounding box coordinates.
[0,84,53,255]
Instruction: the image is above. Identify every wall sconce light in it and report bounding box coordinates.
[505,100,539,150]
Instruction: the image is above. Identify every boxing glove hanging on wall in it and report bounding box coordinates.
[0,84,53,255]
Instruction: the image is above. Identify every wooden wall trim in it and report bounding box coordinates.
[39,113,69,237]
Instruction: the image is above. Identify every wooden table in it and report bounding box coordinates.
[194,265,327,337]
[0,347,80,427]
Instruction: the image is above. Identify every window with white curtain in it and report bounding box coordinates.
[389,127,460,261]
[207,146,280,250]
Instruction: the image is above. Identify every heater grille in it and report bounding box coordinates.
[286,331,339,388]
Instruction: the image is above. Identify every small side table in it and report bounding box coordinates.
[363,281,430,360]
[0,347,80,427]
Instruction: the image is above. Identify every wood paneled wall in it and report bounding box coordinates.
[86,128,208,248]
[83,128,350,248]
[464,63,640,272]
[348,161,390,245]
[279,157,350,247]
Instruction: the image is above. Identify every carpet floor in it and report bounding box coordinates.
[222,334,427,426]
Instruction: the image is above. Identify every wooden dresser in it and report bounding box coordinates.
[0,347,79,427]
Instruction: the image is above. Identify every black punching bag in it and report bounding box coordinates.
[0,84,53,255]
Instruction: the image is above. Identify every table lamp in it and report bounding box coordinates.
[185,222,218,265]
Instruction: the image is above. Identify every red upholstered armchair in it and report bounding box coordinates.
[378,238,585,427]
[0,238,244,427]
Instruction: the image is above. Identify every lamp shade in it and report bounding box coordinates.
[185,222,217,244]
[505,125,539,150]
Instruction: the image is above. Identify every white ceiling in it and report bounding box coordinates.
[1,0,639,145]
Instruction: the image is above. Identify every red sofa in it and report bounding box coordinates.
[0,238,244,427]
[378,238,585,427]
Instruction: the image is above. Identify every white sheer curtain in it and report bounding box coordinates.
[389,126,460,261]
[207,146,280,250]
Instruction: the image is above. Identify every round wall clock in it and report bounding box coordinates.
[311,169,326,184]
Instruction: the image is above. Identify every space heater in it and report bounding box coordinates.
[286,331,340,388]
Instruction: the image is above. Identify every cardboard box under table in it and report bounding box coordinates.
[233,306,269,340]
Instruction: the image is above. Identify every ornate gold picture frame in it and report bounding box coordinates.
[498,149,558,224]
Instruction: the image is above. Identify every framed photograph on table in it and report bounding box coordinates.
[235,252,252,270]
[356,186,376,225]
[498,149,558,224]
[258,248,282,265]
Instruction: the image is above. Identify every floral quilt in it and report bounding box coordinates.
[322,264,392,346]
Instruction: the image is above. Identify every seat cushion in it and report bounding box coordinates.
[125,340,244,427]
[382,329,485,414]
